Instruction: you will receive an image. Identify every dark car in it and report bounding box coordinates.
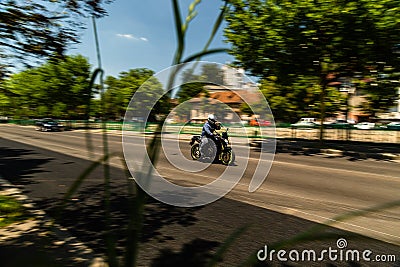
[324,119,353,129]
[386,122,400,130]
[35,118,64,132]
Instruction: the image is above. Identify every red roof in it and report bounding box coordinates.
[209,91,243,104]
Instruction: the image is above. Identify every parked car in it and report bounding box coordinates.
[35,118,64,132]
[354,122,375,130]
[291,117,318,128]
[386,122,400,130]
[324,119,352,129]
[0,116,9,123]
[291,121,317,128]
[249,119,271,127]
[298,117,318,124]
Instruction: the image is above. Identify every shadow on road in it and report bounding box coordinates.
[1,138,399,266]
[0,146,53,187]
[36,183,205,259]
[0,229,90,267]
[252,139,400,161]
[35,183,400,266]
[151,238,220,267]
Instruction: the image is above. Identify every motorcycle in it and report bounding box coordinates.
[190,128,235,165]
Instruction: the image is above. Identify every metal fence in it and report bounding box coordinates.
[6,120,400,143]
[279,127,400,143]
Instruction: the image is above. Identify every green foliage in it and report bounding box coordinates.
[1,54,91,118]
[358,65,400,117]
[200,63,224,85]
[176,64,224,103]
[225,0,400,77]
[258,76,346,122]
[239,102,253,116]
[224,0,400,121]
[0,0,112,77]
[178,82,207,104]
[103,68,168,121]
[90,98,102,118]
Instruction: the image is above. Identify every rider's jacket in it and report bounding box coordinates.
[201,121,216,138]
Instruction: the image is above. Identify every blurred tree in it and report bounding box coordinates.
[103,68,168,121]
[177,82,208,104]
[0,0,111,79]
[176,65,220,103]
[358,64,400,118]
[225,0,400,136]
[3,54,91,118]
[257,76,345,122]
[4,68,46,118]
[129,76,169,122]
[176,69,205,103]
[239,102,253,116]
[200,63,224,85]
[225,0,400,79]
[89,98,102,118]
[0,91,11,117]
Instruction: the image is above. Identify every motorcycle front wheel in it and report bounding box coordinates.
[220,150,234,165]
[191,144,201,160]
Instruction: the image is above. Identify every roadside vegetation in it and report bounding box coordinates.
[0,195,30,228]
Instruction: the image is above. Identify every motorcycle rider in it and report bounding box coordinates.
[200,114,220,159]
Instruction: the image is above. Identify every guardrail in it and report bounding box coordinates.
[5,120,400,143]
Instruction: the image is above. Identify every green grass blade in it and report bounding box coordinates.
[172,0,185,65]
[171,0,183,44]
[124,124,162,267]
[182,48,230,63]
[85,68,104,159]
[57,153,117,214]
[201,1,228,56]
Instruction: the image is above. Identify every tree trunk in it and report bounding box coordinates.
[319,74,328,145]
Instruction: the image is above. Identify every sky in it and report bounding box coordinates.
[67,0,234,78]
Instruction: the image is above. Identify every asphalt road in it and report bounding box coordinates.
[1,124,399,266]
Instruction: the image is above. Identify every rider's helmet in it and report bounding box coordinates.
[207,114,216,124]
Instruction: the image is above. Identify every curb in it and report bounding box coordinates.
[0,177,107,267]
[380,153,400,160]
[343,151,400,160]
[252,141,400,160]
[320,149,343,157]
